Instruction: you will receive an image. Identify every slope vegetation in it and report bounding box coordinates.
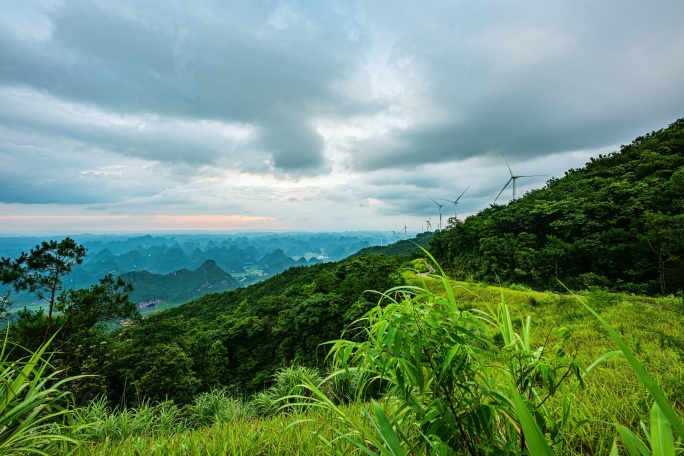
[119,260,240,312]
[431,118,684,295]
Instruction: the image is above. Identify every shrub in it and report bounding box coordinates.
[250,366,325,417]
[186,389,245,427]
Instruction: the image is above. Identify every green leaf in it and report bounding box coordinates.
[650,402,675,456]
[508,381,554,456]
[617,424,650,456]
[610,438,620,456]
[372,401,405,456]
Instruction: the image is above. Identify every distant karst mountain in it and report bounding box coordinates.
[120,260,240,312]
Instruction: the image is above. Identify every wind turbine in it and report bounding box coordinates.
[439,185,470,222]
[424,216,433,232]
[403,221,408,240]
[391,225,398,243]
[494,152,545,203]
[428,196,444,231]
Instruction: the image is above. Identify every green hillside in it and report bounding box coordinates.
[100,254,403,405]
[119,260,239,312]
[351,231,433,258]
[432,118,684,295]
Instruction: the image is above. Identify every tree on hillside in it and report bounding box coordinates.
[0,238,87,339]
[56,274,140,335]
[642,212,684,295]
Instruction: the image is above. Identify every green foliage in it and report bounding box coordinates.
[57,274,140,334]
[132,343,202,406]
[0,333,83,454]
[1,238,87,337]
[72,266,684,455]
[103,254,404,405]
[185,389,245,427]
[120,260,239,310]
[431,119,684,295]
[576,295,684,455]
[250,366,325,417]
[74,398,187,442]
[304,256,600,454]
[74,389,248,446]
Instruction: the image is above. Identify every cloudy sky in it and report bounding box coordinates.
[1,0,683,234]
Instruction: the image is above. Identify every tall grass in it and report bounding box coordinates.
[299,270,596,454]
[283,254,684,455]
[0,332,83,454]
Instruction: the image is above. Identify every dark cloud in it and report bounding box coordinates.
[256,107,328,176]
[349,1,684,171]
[0,1,367,175]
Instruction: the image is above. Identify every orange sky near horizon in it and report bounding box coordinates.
[0,214,281,233]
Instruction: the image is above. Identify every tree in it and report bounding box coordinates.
[0,291,11,322]
[56,274,140,335]
[0,238,87,339]
[641,212,684,295]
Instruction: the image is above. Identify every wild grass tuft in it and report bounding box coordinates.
[0,332,84,454]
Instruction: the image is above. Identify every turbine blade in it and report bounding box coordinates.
[500,151,513,177]
[456,185,470,201]
[428,196,438,204]
[493,178,512,203]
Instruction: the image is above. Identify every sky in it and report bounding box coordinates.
[1,1,683,235]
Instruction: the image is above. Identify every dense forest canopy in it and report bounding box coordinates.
[431,118,684,295]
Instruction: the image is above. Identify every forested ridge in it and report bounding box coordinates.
[0,253,405,406]
[431,118,684,295]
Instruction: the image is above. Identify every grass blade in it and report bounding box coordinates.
[618,424,650,456]
[508,380,553,456]
[650,402,675,456]
[372,401,404,456]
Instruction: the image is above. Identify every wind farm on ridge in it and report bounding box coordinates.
[384,153,546,244]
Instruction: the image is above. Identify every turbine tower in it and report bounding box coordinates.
[428,196,444,231]
[391,225,398,243]
[494,151,545,203]
[403,221,408,240]
[439,185,470,222]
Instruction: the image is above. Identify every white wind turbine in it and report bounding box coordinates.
[494,151,545,203]
[439,185,470,222]
[424,216,433,232]
[428,196,444,231]
[403,221,408,240]
[391,225,398,244]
